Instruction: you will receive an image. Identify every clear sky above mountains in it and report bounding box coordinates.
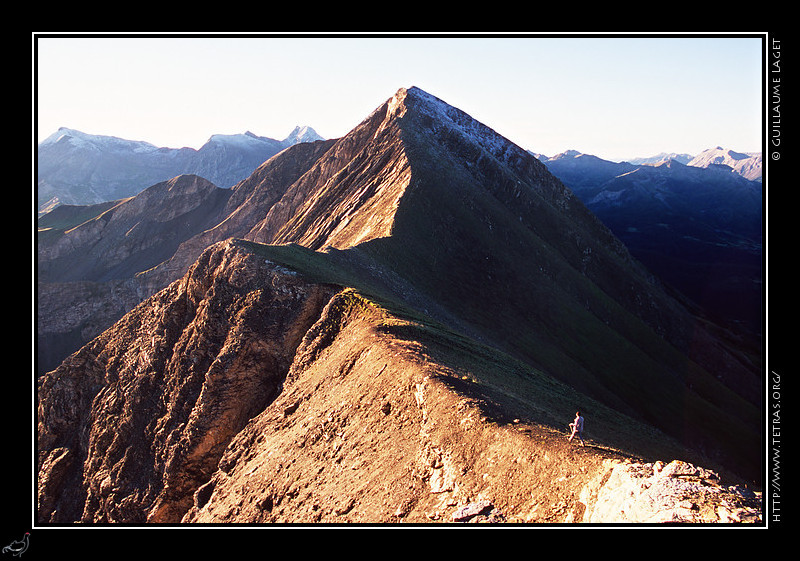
[34,33,764,163]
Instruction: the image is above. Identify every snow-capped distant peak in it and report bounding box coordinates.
[552,150,584,159]
[206,132,270,147]
[626,152,694,166]
[283,126,324,145]
[688,147,761,166]
[686,147,763,181]
[40,127,81,145]
[39,127,158,153]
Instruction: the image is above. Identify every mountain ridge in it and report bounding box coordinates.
[36,86,764,524]
[37,239,762,524]
[686,146,763,181]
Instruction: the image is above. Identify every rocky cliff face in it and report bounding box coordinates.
[37,240,335,523]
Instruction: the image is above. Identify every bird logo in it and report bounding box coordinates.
[2,533,29,557]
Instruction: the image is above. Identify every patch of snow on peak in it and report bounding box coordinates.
[402,86,525,164]
[551,150,584,160]
[207,132,268,147]
[283,126,324,145]
[39,127,158,154]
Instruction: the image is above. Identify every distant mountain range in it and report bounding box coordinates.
[36,126,324,214]
[622,147,762,182]
[37,122,764,338]
[536,149,763,336]
[625,152,695,166]
[36,127,764,359]
[685,147,762,182]
[536,146,762,182]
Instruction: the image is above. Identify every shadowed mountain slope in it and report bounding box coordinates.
[540,151,762,337]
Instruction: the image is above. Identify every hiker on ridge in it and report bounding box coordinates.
[568,411,584,446]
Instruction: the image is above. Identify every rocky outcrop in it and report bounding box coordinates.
[37,240,336,523]
[579,460,761,523]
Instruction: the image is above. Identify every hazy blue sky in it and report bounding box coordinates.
[34,33,764,162]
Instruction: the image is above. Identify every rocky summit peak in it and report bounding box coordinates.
[283,125,324,145]
[385,86,532,171]
[552,149,584,159]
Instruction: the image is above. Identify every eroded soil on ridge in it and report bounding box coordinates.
[183,295,640,525]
